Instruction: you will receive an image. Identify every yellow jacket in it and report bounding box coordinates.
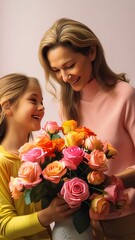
[0,145,51,240]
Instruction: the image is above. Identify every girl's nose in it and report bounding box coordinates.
[38,103,45,111]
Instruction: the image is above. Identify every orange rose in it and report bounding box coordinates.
[64,131,84,147]
[52,138,65,152]
[90,195,110,220]
[87,171,105,185]
[35,134,56,156]
[42,161,67,183]
[75,127,96,138]
[62,120,78,135]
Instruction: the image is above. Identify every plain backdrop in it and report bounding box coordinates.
[1,0,135,127]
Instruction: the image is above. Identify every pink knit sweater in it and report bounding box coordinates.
[80,79,135,219]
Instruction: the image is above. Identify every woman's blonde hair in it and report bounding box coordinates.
[39,18,128,124]
[0,73,40,142]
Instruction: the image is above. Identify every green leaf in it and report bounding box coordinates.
[51,133,61,139]
[73,204,90,234]
[25,189,32,205]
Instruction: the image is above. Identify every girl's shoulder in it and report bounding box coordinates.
[0,145,19,165]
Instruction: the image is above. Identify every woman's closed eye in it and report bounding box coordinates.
[51,63,75,72]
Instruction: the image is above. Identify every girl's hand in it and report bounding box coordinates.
[38,196,79,227]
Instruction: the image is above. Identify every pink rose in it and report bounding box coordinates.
[43,121,62,134]
[60,177,90,208]
[62,146,84,170]
[9,177,25,199]
[88,150,108,171]
[104,181,128,207]
[42,160,67,184]
[18,142,36,158]
[84,136,103,151]
[87,171,105,185]
[21,147,45,164]
[18,161,42,188]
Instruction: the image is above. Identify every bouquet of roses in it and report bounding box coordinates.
[9,120,128,233]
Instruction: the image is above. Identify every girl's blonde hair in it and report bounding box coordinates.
[39,18,128,124]
[0,73,40,142]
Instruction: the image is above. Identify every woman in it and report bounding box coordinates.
[38,18,135,240]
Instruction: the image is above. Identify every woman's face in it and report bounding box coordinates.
[47,45,96,91]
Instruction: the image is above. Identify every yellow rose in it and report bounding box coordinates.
[90,195,110,220]
[64,131,84,147]
[103,142,118,158]
[62,120,78,135]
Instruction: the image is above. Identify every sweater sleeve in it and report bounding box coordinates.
[0,156,49,239]
[124,87,135,146]
[124,87,135,169]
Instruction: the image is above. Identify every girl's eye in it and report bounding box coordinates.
[30,98,37,103]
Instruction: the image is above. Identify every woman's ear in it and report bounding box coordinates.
[89,45,96,62]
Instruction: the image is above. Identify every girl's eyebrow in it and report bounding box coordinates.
[29,93,43,100]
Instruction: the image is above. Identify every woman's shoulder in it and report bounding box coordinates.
[114,80,135,99]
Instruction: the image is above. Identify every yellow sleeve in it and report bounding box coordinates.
[0,153,51,239]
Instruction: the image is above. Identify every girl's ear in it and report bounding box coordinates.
[89,45,96,62]
[2,101,12,116]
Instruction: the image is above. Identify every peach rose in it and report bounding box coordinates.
[62,120,78,135]
[90,195,110,220]
[43,121,62,134]
[88,149,108,171]
[9,177,24,199]
[18,142,36,158]
[87,171,105,185]
[103,141,118,158]
[42,160,67,184]
[84,136,103,151]
[21,147,45,164]
[64,131,84,147]
[62,146,84,170]
[61,177,90,208]
[18,161,42,188]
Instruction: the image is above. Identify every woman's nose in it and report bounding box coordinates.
[61,70,69,82]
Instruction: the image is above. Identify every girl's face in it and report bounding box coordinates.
[47,45,96,91]
[10,81,44,133]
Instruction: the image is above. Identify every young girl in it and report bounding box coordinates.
[38,18,135,240]
[0,73,78,240]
